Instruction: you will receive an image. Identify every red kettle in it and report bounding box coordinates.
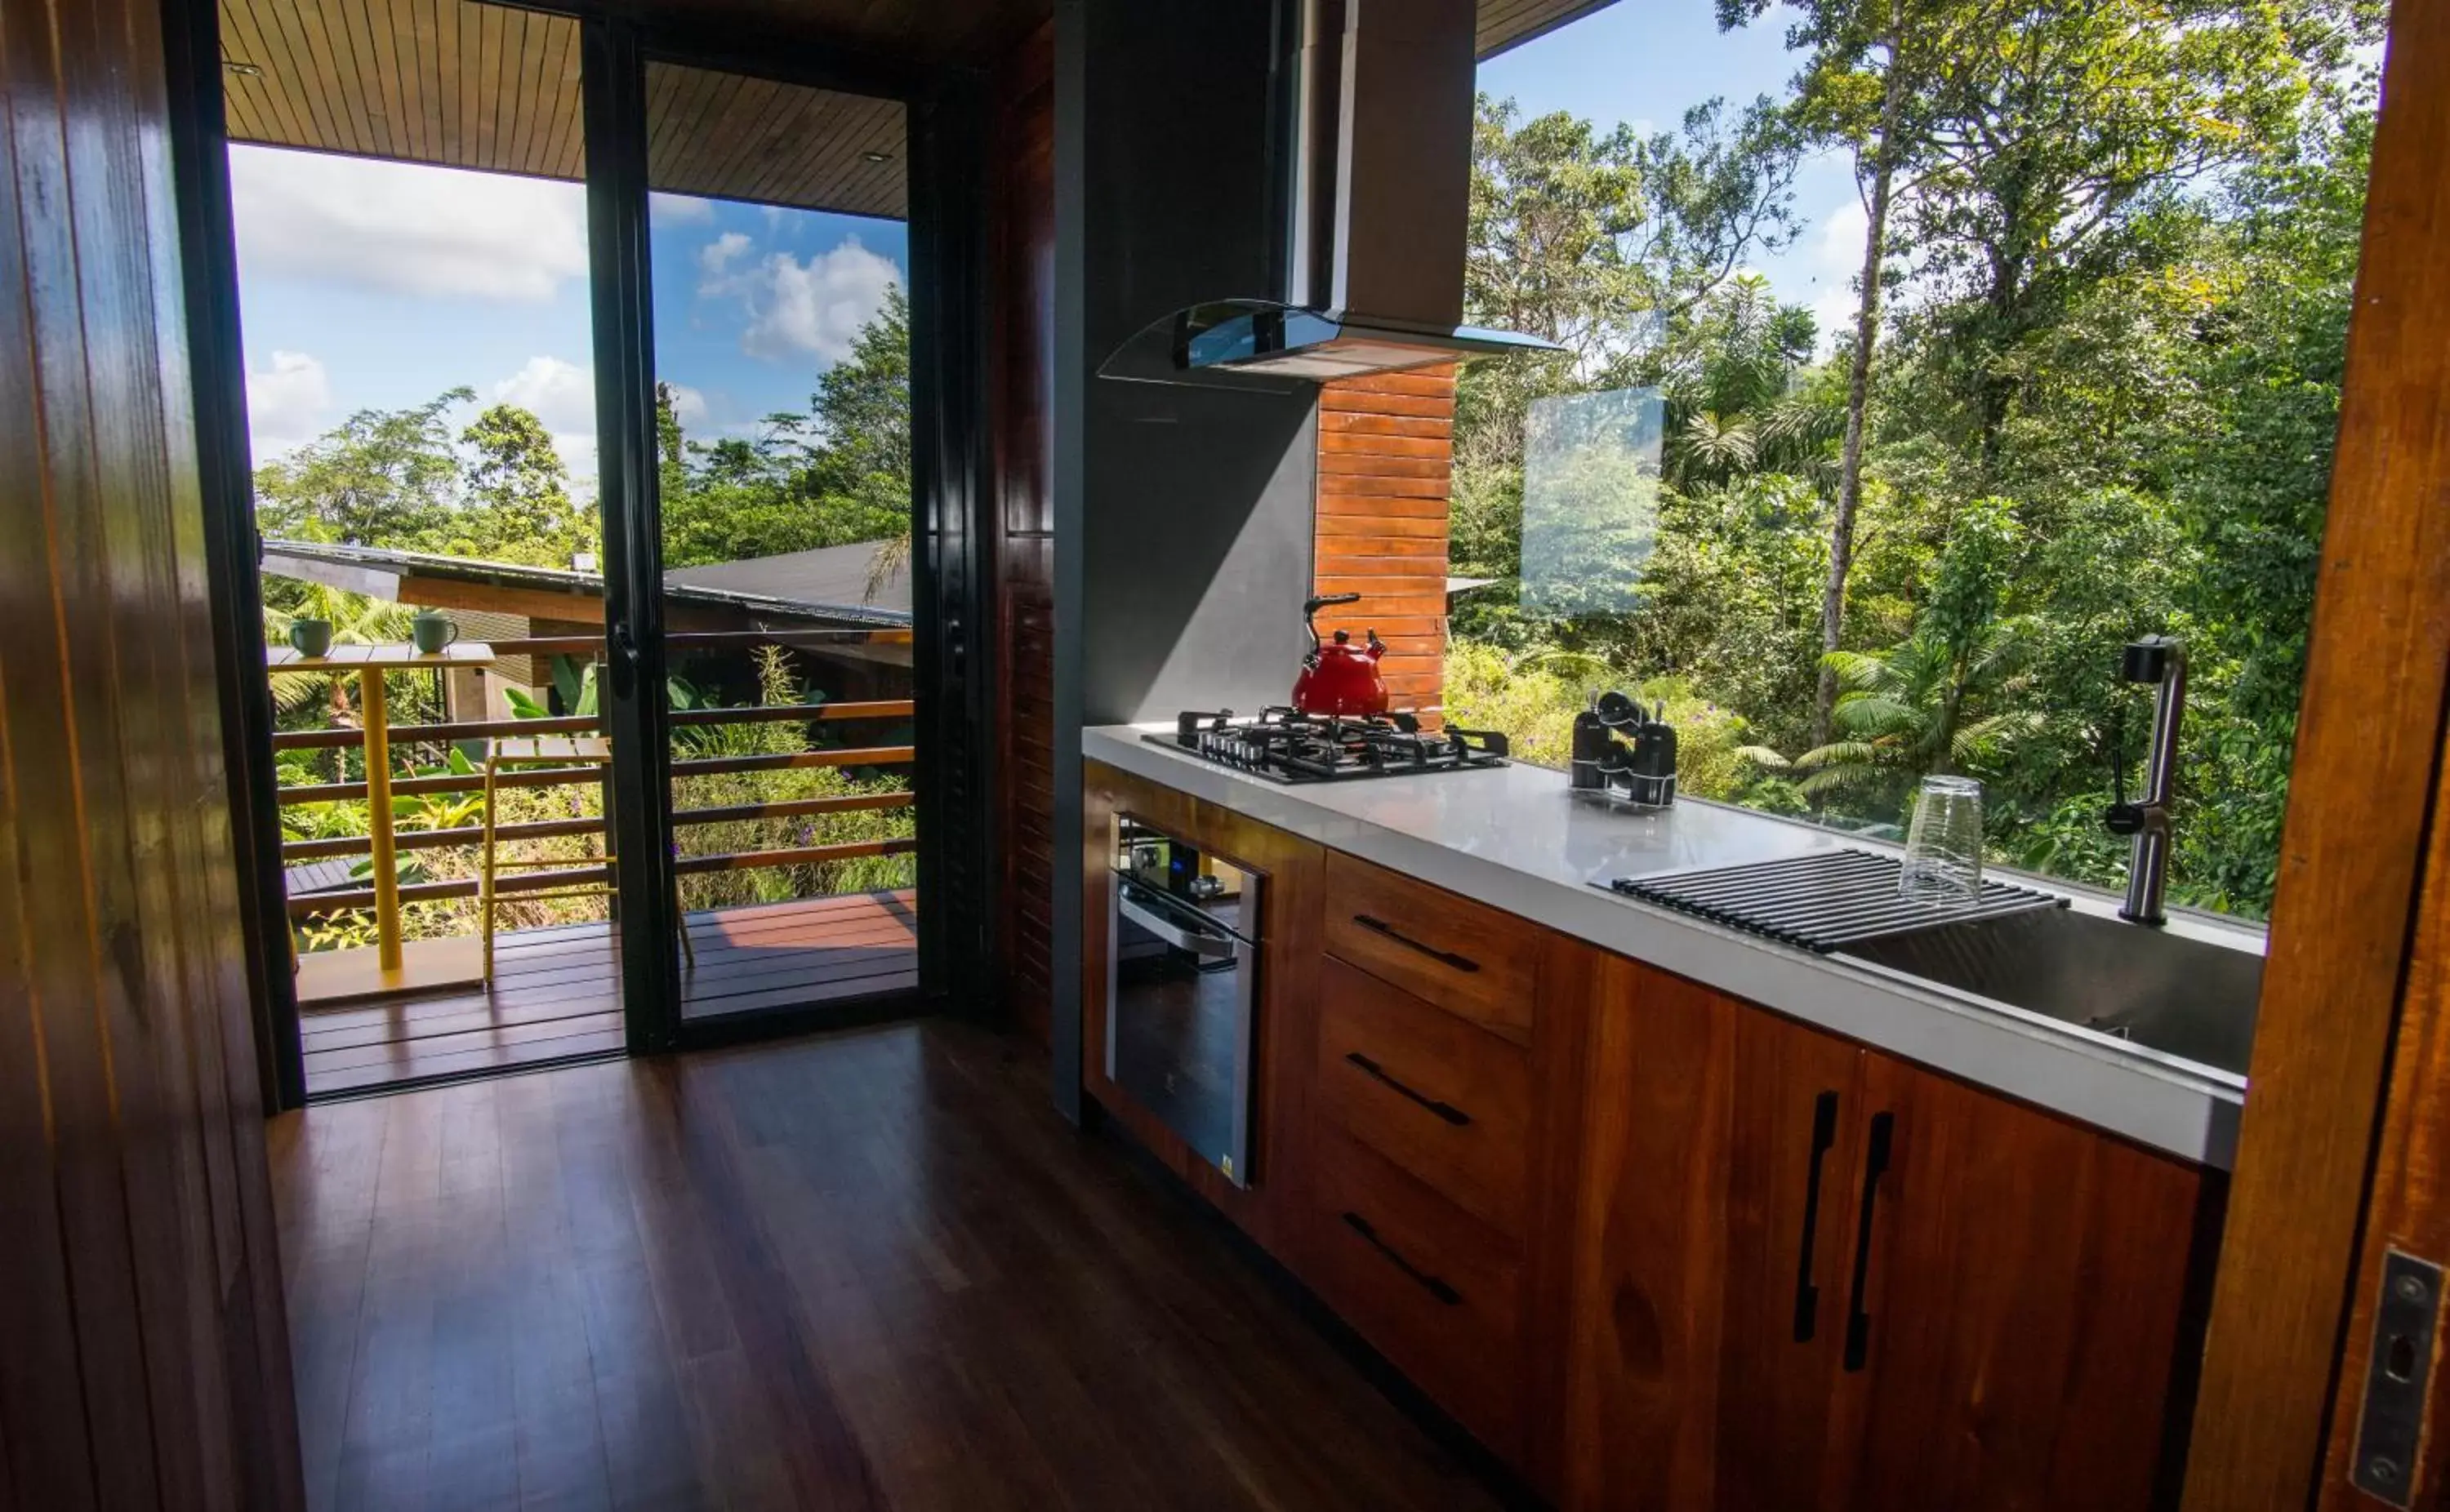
[1291,593,1389,717]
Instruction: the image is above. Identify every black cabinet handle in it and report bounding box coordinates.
[1793,1090,1839,1342]
[1842,1111,1895,1372]
[1342,1212,1463,1305]
[1344,1052,1472,1126]
[1351,914,1480,973]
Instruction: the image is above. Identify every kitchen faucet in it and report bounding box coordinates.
[2104,635,2188,926]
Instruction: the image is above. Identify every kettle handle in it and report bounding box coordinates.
[1302,593,1364,657]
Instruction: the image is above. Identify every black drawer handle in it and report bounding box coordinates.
[1344,1052,1472,1126]
[1342,1212,1463,1306]
[1842,1111,1895,1372]
[1793,1089,1839,1342]
[1351,914,1480,974]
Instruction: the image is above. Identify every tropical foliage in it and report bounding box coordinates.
[1446,1,2382,918]
[259,296,915,949]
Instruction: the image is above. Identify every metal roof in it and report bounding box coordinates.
[261,539,914,629]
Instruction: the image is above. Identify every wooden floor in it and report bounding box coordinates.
[300,892,920,1097]
[270,1019,1506,1511]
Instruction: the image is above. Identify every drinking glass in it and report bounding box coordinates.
[1900,775,1984,903]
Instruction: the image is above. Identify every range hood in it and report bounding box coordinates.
[1101,0,1561,385]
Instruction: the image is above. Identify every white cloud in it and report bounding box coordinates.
[490,355,596,434]
[652,193,714,222]
[228,145,588,302]
[488,356,599,498]
[664,382,709,428]
[245,349,332,460]
[1808,198,1872,354]
[697,232,753,280]
[701,236,900,366]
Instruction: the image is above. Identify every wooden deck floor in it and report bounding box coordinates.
[300,891,920,1098]
[270,1019,1506,1511]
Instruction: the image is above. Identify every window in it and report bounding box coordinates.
[1448,2,2384,920]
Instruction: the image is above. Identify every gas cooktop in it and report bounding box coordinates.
[1150,708,1509,785]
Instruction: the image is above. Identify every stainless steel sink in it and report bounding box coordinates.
[1840,907,2263,1077]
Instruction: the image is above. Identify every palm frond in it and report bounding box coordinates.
[1792,739,1885,772]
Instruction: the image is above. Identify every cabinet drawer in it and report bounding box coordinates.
[1316,957,1532,1238]
[1322,852,1539,1044]
[1307,1131,1523,1458]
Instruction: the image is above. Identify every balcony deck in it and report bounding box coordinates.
[299,889,919,1097]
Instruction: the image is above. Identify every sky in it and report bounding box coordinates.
[233,0,1851,494]
[230,145,907,497]
[1478,0,1866,345]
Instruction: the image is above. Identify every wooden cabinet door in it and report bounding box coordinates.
[1559,957,1742,1510]
[1818,1051,2208,1512]
[1710,1009,1869,1512]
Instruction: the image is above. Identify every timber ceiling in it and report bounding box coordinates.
[220,0,907,216]
[218,0,1615,214]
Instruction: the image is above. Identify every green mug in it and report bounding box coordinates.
[287,618,333,658]
[411,611,461,655]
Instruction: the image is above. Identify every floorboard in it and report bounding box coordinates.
[296,891,920,1097]
[268,1019,1508,1511]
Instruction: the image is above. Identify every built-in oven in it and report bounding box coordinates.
[1106,815,1261,1187]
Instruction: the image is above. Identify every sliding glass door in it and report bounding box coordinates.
[212,2,945,1096]
[225,0,634,1096]
[637,61,922,1024]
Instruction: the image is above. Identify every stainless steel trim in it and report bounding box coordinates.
[1117,888,1237,958]
[1103,818,1262,1189]
[2124,643,2188,925]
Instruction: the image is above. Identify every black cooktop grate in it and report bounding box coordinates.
[1603,847,2067,953]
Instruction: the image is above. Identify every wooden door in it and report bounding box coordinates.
[1820,1052,2209,1510]
[1711,1010,1868,1512]
[1559,957,1742,1510]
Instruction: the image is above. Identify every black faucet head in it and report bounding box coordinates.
[2121,635,2181,685]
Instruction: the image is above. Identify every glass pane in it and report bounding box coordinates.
[642,62,919,1021]
[227,0,623,1092]
[1452,9,2385,923]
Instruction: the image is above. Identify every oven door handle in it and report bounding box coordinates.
[1118,890,1240,960]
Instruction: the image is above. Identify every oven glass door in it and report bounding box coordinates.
[1106,873,1258,1185]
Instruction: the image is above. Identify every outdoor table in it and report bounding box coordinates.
[268,641,496,1002]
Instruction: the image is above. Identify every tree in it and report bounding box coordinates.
[1721,0,1960,745]
[459,403,590,567]
[1784,496,2038,812]
[1901,0,2319,481]
[253,386,470,545]
[653,290,912,578]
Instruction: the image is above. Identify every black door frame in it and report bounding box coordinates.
[168,0,998,1101]
[594,20,996,1054]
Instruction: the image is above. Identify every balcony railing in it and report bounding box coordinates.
[275,632,916,919]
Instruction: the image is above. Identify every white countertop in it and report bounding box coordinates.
[1085,723,2256,1168]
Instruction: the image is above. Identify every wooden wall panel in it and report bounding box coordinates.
[990,20,1057,1047]
[1313,366,1456,723]
[0,0,305,1505]
[1477,0,1619,56]
[2179,0,2450,1500]
[644,62,906,219]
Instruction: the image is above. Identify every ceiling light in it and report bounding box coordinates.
[862,150,890,162]
[223,60,263,77]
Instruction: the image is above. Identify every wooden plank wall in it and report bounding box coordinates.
[2180,0,2450,1498]
[0,0,305,1504]
[1315,366,1457,721]
[990,20,1058,1047]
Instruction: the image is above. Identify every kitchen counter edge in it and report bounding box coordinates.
[1083,725,2244,1169]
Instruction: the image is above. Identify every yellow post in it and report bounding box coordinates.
[359,667,403,973]
[480,746,499,981]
